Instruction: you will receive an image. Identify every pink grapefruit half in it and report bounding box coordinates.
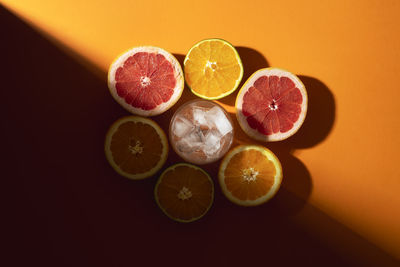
[235,68,308,142]
[108,46,184,116]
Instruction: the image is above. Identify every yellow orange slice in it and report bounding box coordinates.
[155,163,214,222]
[218,145,282,206]
[104,116,168,180]
[184,38,243,100]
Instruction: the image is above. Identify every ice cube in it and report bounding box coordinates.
[176,138,197,153]
[186,129,203,143]
[203,130,221,157]
[205,106,233,136]
[192,107,207,125]
[176,127,203,153]
[173,117,194,137]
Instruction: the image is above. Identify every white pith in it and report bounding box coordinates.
[177,186,193,200]
[243,168,259,182]
[205,61,217,71]
[128,140,143,155]
[140,76,151,87]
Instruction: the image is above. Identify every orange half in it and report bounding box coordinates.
[184,38,243,100]
[104,116,168,180]
[218,145,282,206]
[155,163,214,222]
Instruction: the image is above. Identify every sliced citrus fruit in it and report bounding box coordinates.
[108,46,184,116]
[104,116,168,180]
[218,145,282,206]
[184,38,243,100]
[155,163,214,222]
[236,68,308,142]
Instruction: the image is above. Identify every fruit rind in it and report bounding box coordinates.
[104,116,168,180]
[108,46,184,116]
[154,163,214,223]
[218,145,283,206]
[235,67,308,142]
[184,38,244,100]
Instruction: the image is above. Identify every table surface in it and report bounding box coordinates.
[2,0,400,265]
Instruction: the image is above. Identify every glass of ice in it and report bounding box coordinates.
[169,100,234,165]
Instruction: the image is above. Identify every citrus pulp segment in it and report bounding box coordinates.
[155,163,214,222]
[108,46,184,116]
[235,68,308,142]
[104,116,168,180]
[184,38,243,100]
[218,145,282,206]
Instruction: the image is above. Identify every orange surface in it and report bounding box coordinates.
[3,0,400,264]
[155,164,214,222]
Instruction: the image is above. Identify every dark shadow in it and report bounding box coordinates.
[236,46,270,83]
[272,153,312,216]
[2,5,398,267]
[284,76,336,148]
[173,53,185,68]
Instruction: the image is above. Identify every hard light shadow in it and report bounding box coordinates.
[283,75,336,149]
[2,5,398,267]
[236,46,270,83]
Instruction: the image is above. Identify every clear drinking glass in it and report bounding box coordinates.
[169,99,234,165]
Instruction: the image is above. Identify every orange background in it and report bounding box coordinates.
[2,0,400,265]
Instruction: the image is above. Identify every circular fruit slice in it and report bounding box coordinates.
[108,46,184,116]
[236,68,308,142]
[184,38,243,100]
[155,163,214,222]
[218,145,282,206]
[105,116,168,180]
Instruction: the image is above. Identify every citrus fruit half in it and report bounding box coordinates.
[104,116,168,180]
[108,46,184,116]
[218,145,282,206]
[155,163,214,222]
[184,38,243,100]
[235,68,308,142]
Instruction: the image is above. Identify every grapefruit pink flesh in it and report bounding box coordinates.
[114,52,176,110]
[242,75,303,135]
